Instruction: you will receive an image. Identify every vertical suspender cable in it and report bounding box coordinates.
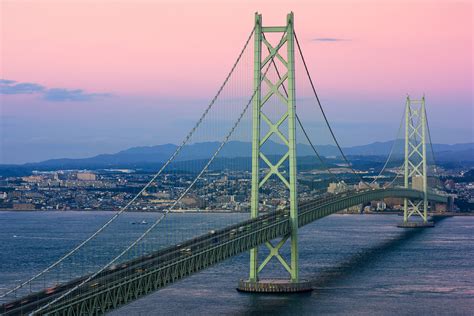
[262,33,340,184]
[32,30,286,315]
[0,26,256,300]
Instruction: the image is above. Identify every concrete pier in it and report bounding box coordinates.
[397,221,435,228]
[237,279,313,293]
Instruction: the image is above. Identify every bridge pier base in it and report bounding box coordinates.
[397,221,434,228]
[237,279,313,293]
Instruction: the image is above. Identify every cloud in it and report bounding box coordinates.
[0,78,111,101]
[0,80,45,94]
[312,38,350,42]
[0,79,17,84]
[44,88,111,102]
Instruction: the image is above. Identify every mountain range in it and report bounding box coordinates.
[7,140,473,170]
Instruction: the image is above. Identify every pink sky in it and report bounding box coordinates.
[0,0,472,163]
[2,0,471,97]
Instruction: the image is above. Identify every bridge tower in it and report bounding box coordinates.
[238,12,312,293]
[399,96,434,228]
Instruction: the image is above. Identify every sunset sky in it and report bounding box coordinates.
[1,0,472,164]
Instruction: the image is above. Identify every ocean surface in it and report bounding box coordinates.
[0,211,473,315]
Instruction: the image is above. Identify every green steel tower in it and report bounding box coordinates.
[399,96,433,228]
[238,12,312,293]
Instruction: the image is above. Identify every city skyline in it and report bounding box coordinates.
[1,0,472,164]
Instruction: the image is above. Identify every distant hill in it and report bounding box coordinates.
[1,140,472,173]
[15,141,312,169]
[343,140,474,156]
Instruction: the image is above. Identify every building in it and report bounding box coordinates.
[356,181,380,191]
[76,172,96,181]
[180,195,204,208]
[434,203,447,212]
[327,181,348,194]
[376,201,386,211]
[153,191,171,199]
[444,179,455,190]
[343,204,362,214]
[384,197,403,209]
[12,203,36,211]
[412,175,442,191]
[22,175,43,183]
[412,175,424,191]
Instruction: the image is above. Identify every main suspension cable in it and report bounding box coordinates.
[369,110,405,185]
[296,114,340,183]
[0,26,256,300]
[32,29,286,315]
[424,105,438,175]
[261,33,340,184]
[383,162,405,188]
[294,32,370,188]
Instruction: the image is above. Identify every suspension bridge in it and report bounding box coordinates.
[1,12,448,315]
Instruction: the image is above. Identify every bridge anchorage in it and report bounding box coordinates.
[397,96,434,228]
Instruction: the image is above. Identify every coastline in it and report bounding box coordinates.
[1,209,472,216]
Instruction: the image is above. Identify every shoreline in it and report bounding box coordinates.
[1,209,472,216]
[0,209,249,214]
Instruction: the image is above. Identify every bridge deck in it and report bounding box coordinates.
[1,188,447,315]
